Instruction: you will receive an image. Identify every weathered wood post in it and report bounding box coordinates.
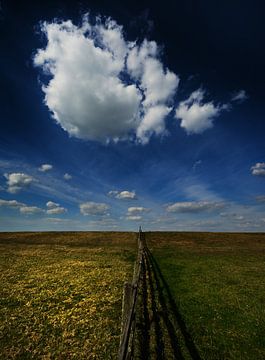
[118,227,145,360]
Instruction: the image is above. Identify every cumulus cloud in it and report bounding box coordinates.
[20,206,43,215]
[231,90,248,103]
[251,163,265,176]
[0,199,25,208]
[80,201,109,216]
[46,207,67,215]
[46,201,59,208]
[0,198,43,215]
[46,200,67,214]
[34,15,179,144]
[39,164,53,172]
[166,201,225,213]
[127,206,150,214]
[108,190,137,200]
[4,173,35,193]
[175,89,227,134]
[63,173,72,180]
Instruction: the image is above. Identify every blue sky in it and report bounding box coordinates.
[0,0,265,231]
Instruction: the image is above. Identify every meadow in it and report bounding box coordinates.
[0,232,137,359]
[1,231,265,359]
[146,232,265,359]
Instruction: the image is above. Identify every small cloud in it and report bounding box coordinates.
[231,90,248,103]
[127,206,150,214]
[4,173,35,193]
[251,163,265,176]
[108,191,119,197]
[46,207,67,215]
[46,200,67,215]
[126,215,142,221]
[0,199,25,208]
[20,206,43,215]
[80,201,110,216]
[63,173,72,180]
[175,89,227,134]
[46,201,60,208]
[166,201,225,213]
[108,190,137,200]
[39,164,53,172]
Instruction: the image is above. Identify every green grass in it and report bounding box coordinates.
[147,232,265,359]
[0,232,137,359]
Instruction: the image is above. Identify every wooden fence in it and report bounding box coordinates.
[118,228,146,360]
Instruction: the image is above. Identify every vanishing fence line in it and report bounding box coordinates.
[118,227,146,360]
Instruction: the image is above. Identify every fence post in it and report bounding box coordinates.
[120,282,133,333]
[118,228,145,360]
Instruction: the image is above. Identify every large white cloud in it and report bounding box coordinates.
[166,201,225,213]
[175,89,226,134]
[80,201,109,216]
[4,173,35,193]
[34,16,179,144]
[251,162,265,176]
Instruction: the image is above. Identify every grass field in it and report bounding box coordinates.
[1,231,265,359]
[0,232,137,359]
[146,232,265,359]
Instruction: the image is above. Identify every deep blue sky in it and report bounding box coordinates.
[0,0,265,231]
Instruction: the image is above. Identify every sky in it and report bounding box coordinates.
[0,0,265,232]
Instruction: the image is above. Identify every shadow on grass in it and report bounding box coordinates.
[146,248,202,360]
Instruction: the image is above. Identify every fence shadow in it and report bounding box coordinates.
[119,230,201,360]
[146,248,202,360]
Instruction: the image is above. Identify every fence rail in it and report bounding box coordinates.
[118,228,146,360]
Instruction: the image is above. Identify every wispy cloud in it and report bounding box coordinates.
[231,90,248,103]
[126,215,142,221]
[166,201,226,213]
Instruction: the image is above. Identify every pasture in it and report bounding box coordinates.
[0,232,136,359]
[0,231,265,359]
[146,232,265,359]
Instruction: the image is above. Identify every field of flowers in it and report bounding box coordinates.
[0,232,136,359]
